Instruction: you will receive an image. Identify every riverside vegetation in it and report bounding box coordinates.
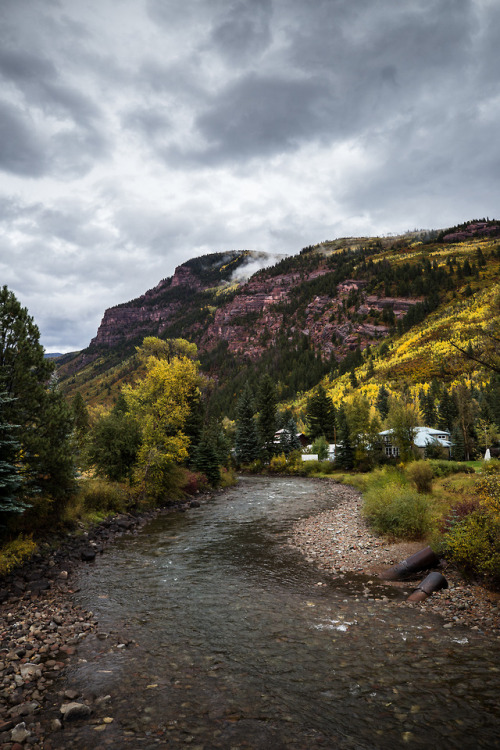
[1,219,499,594]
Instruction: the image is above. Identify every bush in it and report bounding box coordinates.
[182,470,210,495]
[0,535,37,577]
[362,469,431,539]
[443,510,500,585]
[428,460,475,477]
[475,471,500,517]
[268,453,289,474]
[78,479,131,513]
[406,461,433,493]
[441,498,482,533]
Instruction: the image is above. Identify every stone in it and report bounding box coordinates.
[11,721,31,743]
[60,702,92,720]
[20,663,42,681]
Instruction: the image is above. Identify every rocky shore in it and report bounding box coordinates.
[0,499,204,750]
[288,481,500,636]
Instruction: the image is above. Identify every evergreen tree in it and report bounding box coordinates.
[234,385,259,463]
[419,391,436,426]
[256,374,277,460]
[279,416,301,455]
[192,436,220,486]
[438,388,458,432]
[0,286,75,506]
[335,406,354,470]
[451,423,466,461]
[376,385,390,420]
[305,384,335,441]
[0,392,24,517]
[71,392,89,438]
[184,386,204,464]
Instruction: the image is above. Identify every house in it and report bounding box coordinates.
[274,429,308,448]
[379,427,452,459]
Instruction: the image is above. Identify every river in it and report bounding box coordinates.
[54,476,500,749]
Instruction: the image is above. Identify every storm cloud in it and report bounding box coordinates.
[0,0,498,351]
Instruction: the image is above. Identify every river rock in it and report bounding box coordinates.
[20,663,42,680]
[60,702,92,720]
[81,548,96,562]
[11,721,31,742]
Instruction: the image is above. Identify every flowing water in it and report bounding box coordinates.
[56,476,499,749]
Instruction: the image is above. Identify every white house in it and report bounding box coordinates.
[379,427,452,458]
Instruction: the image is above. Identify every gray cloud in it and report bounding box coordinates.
[0,0,498,351]
[0,101,47,176]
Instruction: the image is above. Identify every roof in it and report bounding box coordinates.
[379,427,451,448]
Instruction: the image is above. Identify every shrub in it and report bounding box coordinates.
[443,510,500,585]
[311,436,329,461]
[441,497,482,533]
[406,461,433,493]
[428,460,475,477]
[79,479,131,513]
[268,453,288,474]
[362,473,431,539]
[182,470,210,495]
[0,535,37,577]
[475,471,500,517]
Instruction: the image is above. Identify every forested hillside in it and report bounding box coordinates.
[57,221,500,422]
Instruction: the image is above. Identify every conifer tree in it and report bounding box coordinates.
[192,435,220,486]
[257,374,277,460]
[376,385,390,420]
[305,384,335,441]
[279,416,301,455]
[234,385,259,463]
[0,286,75,506]
[0,392,24,517]
[335,406,354,470]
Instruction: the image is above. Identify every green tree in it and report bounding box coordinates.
[0,286,75,507]
[124,339,202,498]
[279,416,301,455]
[305,384,335,441]
[234,385,260,464]
[312,435,329,460]
[376,385,390,420]
[192,435,220,486]
[386,398,420,462]
[87,408,141,482]
[257,374,277,460]
[335,406,354,470]
[0,392,24,517]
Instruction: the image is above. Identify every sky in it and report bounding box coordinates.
[0,0,499,352]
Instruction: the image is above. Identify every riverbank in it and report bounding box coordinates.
[0,496,209,749]
[288,480,500,636]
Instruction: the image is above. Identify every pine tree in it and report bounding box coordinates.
[234,385,260,463]
[438,388,457,432]
[0,286,76,507]
[192,436,220,486]
[305,384,335,441]
[451,423,465,461]
[0,392,24,517]
[335,406,354,470]
[375,385,390,420]
[279,416,301,455]
[256,374,277,460]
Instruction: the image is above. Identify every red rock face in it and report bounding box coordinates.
[443,222,500,242]
[86,254,421,366]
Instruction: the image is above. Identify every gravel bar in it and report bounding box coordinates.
[288,480,500,636]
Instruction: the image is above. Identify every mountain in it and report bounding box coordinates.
[57,220,500,416]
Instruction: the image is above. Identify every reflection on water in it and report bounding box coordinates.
[57,477,500,749]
